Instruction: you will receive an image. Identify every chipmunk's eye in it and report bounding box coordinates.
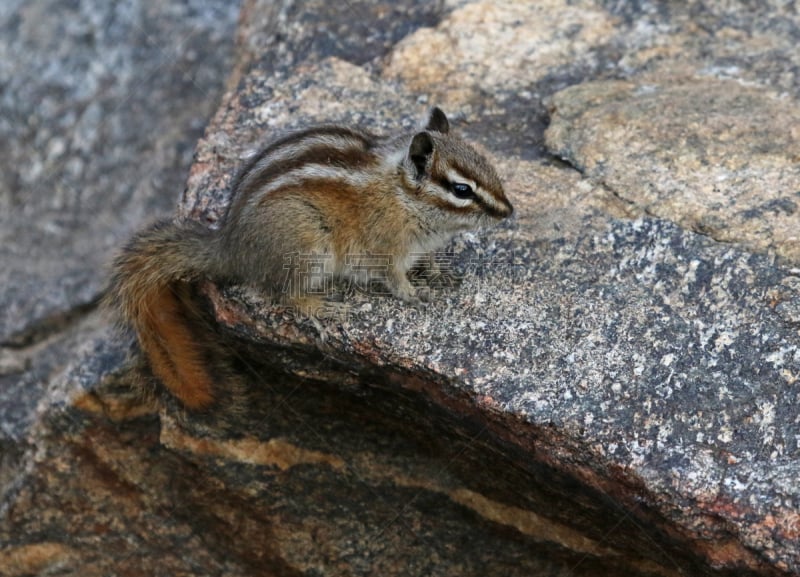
[450,182,474,199]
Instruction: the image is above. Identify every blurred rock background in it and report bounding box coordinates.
[0,0,240,436]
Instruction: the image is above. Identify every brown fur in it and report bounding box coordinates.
[140,285,216,410]
[107,219,223,410]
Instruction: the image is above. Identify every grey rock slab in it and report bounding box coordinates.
[0,0,239,452]
[335,215,800,573]
[0,0,240,343]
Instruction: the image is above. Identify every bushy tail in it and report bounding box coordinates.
[106,219,224,410]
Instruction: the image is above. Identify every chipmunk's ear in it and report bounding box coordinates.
[409,131,435,179]
[425,107,449,134]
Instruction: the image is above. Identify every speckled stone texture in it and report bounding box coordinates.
[545,78,800,261]
[0,0,240,438]
[2,0,800,576]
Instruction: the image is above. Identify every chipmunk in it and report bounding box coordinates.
[108,108,513,410]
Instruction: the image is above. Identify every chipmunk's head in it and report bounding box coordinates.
[402,107,513,231]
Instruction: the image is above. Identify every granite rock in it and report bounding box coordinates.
[0,0,239,434]
[0,0,240,344]
[3,0,800,576]
[545,77,800,263]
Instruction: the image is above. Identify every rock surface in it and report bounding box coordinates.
[546,78,800,262]
[2,1,800,576]
[0,0,240,438]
